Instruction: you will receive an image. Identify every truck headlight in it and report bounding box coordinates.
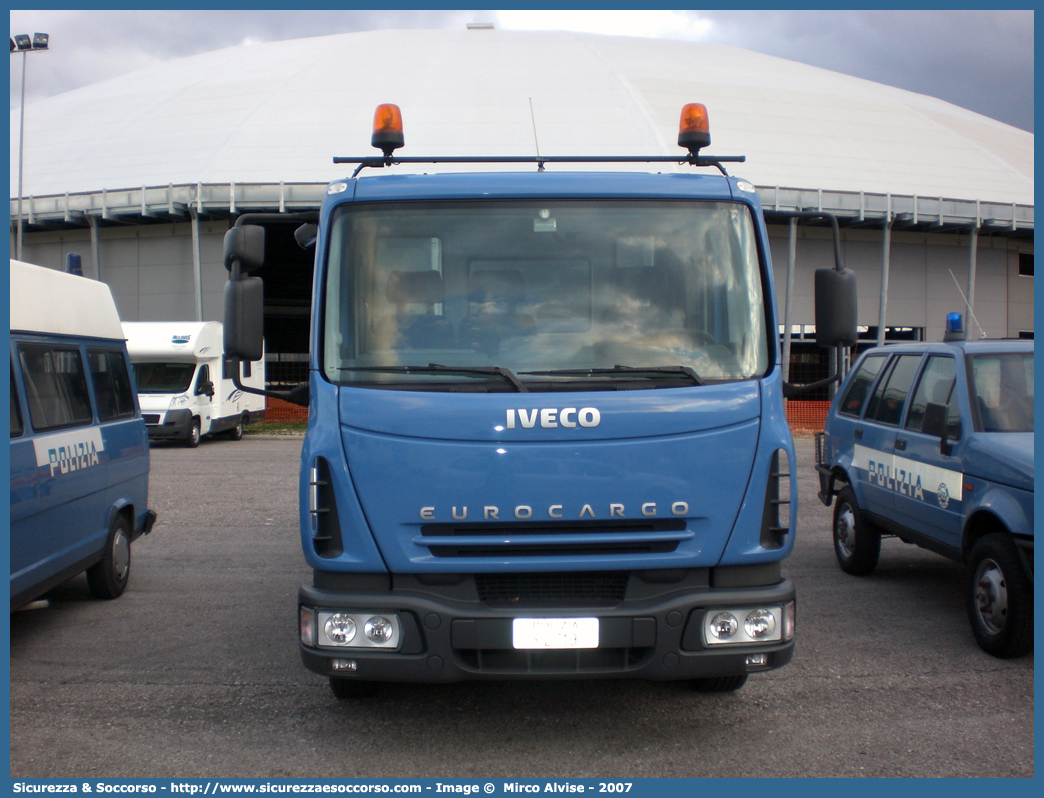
[325,614,357,644]
[169,395,189,409]
[704,606,785,646]
[315,611,401,649]
[364,616,394,644]
[744,609,776,640]
[707,612,739,641]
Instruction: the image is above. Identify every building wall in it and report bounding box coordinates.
[17,221,229,323]
[767,226,1032,341]
[18,220,1032,343]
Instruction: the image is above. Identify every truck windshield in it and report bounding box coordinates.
[323,200,768,391]
[972,352,1033,432]
[133,362,197,394]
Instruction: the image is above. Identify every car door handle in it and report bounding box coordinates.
[895,438,906,451]
[854,428,863,440]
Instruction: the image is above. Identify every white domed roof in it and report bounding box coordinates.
[11,29,1033,205]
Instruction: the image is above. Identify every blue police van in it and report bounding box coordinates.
[816,316,1033,658]
[10,259,156,609]
[220,103,858,697]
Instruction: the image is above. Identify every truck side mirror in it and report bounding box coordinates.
[923,402,953,455]
[197,380,215,397]
[224,277,265,362]
[814,267,858,348]
[224,225,266,273]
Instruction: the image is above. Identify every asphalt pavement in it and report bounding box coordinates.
[9,436,1034,778]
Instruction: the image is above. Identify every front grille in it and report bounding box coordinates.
[419,518,689,558]
[143,414,160,425]
[476,571,629,606]
[456,646,651,674]
[427,540,679,557]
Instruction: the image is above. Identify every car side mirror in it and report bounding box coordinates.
[923,402,952,455]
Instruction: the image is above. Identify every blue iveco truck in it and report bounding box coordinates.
[221,103,856,697]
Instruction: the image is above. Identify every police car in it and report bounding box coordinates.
[815,315,1033,658]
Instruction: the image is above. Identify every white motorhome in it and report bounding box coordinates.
[122,322,265,447]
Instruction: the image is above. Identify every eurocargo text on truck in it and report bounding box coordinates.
[220,103,858,697]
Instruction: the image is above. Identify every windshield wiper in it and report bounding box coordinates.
[519,365,703,386]
[338,363,529,393]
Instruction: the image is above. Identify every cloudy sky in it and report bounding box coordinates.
[9,9,1034,132]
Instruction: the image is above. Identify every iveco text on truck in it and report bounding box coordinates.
[221,103,857,697]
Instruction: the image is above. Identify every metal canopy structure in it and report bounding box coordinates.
[12,180,1033,241]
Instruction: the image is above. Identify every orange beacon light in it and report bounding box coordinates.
[678,103,710,155]
[371,104,404,156]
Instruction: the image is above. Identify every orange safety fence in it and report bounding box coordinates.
[265,397,309,424]
[785,400,830,435]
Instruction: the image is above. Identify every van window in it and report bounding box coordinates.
[18,344,93,432]
[135,362,196,393]
[10,364,23,438]
[905,355,961,438]
[196,364,210,394]
[242,359,252,378]
[865,354,921,426]
[839,354,887,417]
[88,349,136,421]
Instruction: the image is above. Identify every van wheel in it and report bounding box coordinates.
[227,416,244,441]
[330,678,378,700]
[185,419,201,448]
[690,674,748,692]
[833,486,880,575]
[967,533,1033,658]
[86,515,132,599]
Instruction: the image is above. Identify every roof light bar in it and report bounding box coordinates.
[341,102,743,177]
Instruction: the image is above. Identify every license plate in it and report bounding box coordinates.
[512,617,599,650]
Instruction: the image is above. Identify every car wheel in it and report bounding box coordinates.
[832,485,880,575]
[329,678,378,700]
[86,514,132,599]
[690,674,748,692]
[966,533,1033,658]
[227,416,244,441]
[185,418,201,448]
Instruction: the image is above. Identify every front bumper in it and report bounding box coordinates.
[144,408,193,441]
[300,569,795,683]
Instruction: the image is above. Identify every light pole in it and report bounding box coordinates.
[11,32,49,262]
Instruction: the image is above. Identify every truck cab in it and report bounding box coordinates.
[816,320,1033,658]
[221,103,858,697]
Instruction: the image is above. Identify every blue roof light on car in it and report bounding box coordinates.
[943,312,966,342]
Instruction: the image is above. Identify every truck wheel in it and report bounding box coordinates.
[86,514,132,599]
[329,678,378,700]
[833,486,880,575]
[226,416,244,441]
[185,418,201,448]
[691,674,748,692]
[966,533,1033,658]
